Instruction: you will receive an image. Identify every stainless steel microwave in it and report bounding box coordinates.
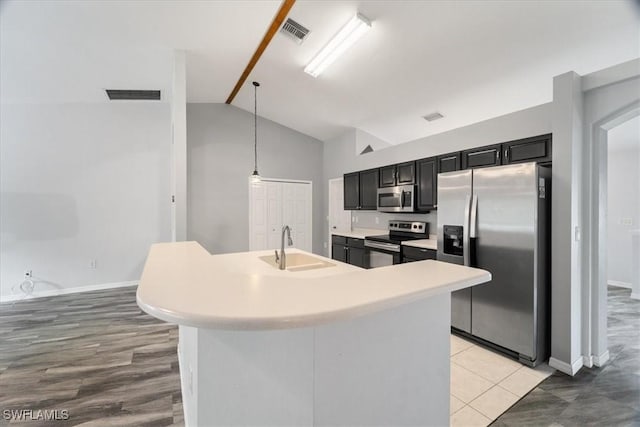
[377,185,415,212]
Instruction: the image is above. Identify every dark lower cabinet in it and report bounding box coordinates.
[416,157,437,211]
[344,169,378,210]
[461,144,502,169]
[502,134,552,164]
[402,246,437,263]
[331,235,367,268]
[437,152,461,174]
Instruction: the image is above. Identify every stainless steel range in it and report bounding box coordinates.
[364,221,429,268]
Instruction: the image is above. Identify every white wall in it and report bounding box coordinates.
[607,127,640,286]
[0,103,172,300]
[322,103,552,254]
[187,104,324,256]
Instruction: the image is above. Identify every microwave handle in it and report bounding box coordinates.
[400,190,405,209]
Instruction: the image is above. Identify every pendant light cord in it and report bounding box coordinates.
[253,81,260,174]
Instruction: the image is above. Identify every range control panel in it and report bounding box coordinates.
[389,220,428,234]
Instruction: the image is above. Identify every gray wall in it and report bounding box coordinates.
[607,142,640,285]
[322,103,552,254]
[187,104,324,255]
[0,103,172,300]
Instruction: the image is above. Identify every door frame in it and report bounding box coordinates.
[586,100,639,367]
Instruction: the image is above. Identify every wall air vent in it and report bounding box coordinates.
[106,89,161,101]
[280,18,310,44]
[423,112,444,122]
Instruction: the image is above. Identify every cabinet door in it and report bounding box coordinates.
[502,134,552,164]
[348,246,366,268]
[332,244,347,262]
[461,144,502,169]
[416,157,437,211]
[396,161,416,185]
[343,172,360,210]
[359,169,379,210]
[379,165,396,188]
[437,152,461,173]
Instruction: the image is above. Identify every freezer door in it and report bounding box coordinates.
[471,163,538,358]
[437,169,472,332]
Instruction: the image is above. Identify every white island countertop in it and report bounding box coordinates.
[137,241,490,330]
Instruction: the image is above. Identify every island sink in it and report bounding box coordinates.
[259,253,335,272]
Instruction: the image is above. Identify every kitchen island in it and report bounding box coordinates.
[137,241,490,426]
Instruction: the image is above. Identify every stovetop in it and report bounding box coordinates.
[364,221,429,244]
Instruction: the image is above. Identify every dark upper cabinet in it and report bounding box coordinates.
[461,144,502,169]
[416,157,437,211]
[502,134,552,165]
[379,165,396,187]
[343,169,379,210]
[437,152,462,174]
[343,172,360,210]
[379,161,415,187]
[396,161,415,185]
[359,168,379,210]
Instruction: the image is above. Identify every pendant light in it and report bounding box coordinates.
[249,81,261,184]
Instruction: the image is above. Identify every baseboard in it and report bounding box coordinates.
[0,281,138,303]
[549,356,584,376]
[608,280,632,289]
[593,350,610,367]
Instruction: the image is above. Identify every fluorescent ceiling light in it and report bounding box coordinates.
[304,13,371,78]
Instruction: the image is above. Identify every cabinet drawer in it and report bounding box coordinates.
[347,237,364,249]
[332,235,347,245]
[402,246,436,261]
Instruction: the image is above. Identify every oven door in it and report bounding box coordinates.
[377,185,415,212]
[364,240,401,268]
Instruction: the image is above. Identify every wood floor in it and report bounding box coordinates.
[494,286,640,426]
[0,286,182,426]
[1,285,638,426]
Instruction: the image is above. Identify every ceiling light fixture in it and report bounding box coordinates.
[250,81,261,184]
[304,13,371,78]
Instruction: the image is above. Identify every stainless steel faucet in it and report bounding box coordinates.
[279,225,293,270]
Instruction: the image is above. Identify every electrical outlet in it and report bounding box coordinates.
[323,242,327,248]
[574,226,581,242]
[375,216,380,224]
[189,366,194,395]
[89,259,97,269]
[620,218,633,226]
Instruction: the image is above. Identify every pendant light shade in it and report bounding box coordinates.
[250,81,261,183]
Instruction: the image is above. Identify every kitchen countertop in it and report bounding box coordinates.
[402,238,438,250]
[331,228,385,239]
[137,241,490,330]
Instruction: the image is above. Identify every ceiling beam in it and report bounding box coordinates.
[225,0,296,104]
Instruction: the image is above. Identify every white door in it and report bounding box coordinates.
[250,180,312,252]
[328,178,352,256]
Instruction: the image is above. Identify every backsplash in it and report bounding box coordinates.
[351,211,437,236]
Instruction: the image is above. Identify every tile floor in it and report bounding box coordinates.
[449,334,554,427]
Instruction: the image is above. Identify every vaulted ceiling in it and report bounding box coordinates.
[2,0,638,145]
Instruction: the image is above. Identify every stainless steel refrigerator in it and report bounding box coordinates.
[437,162,551,366]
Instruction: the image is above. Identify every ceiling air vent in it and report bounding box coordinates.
[280,18,310,44]
[423,112,444,122]
[106,89,161,101]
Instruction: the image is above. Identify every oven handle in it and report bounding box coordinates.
[364,240,401,253]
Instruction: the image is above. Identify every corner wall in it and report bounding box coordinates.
[186,104,324,256]
[0,103,172,301]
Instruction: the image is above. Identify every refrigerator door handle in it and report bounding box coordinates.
[470,194,478,239]
[463,194,471,266]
